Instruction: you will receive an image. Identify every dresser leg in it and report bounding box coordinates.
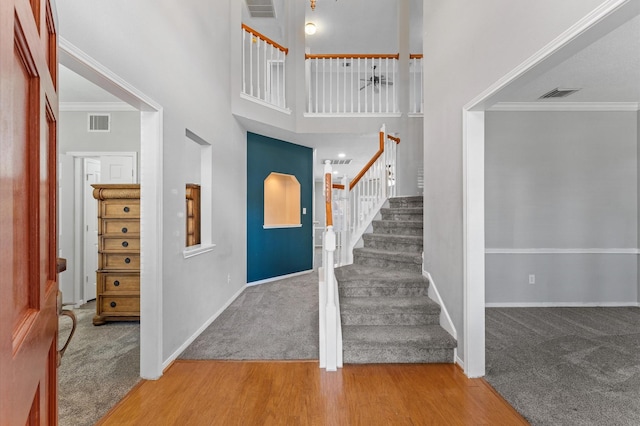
[93,315,107,326]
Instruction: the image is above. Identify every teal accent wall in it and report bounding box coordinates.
[247,133,313,283]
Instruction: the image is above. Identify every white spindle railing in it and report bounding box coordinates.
[241,24,288,110]
[331,125,399,266]
[409,54,423,114]
[319,161,343,372]
[305,54,399,115]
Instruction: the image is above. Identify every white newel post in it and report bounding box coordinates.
[323,161,338,371]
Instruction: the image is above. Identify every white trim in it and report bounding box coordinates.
[408,113,424,118]
[423,270,457,340]
[240,92,292,115]
[60,101,138,112]
[183,244,217,259]
[485,248,640,255]
[247,269,314,286]
[263,224,302,229]
[161,285,246,370]
[461,0,632,380]
[64,151,138,183]
[486,302,640,308]
[59,38,165,380]
[488,102,640,112]
[455,351,464,369]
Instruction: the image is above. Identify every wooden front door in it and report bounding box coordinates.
[0,0,60,423]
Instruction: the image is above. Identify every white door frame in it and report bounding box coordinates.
[60,38,164,380]
[83,157,100,303]
[461,0,634,378]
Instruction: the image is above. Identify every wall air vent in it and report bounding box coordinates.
[539,88,580,99]
[245,0,276,18]
[324,159,353,165]
[88,113,110,132]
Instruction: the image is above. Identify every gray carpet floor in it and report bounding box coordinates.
[486,306,640,426]
[58,302,140,426]
[180,271,319,360]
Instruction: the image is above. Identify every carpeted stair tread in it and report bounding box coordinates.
[380,207,424,215]
[341,296,440,314]
[353,247,422,261]
[335,264,423,282]
[362,234,423,244]
[343,325,456,348]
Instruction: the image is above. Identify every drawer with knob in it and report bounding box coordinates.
[100,200,140,218]
[100,237,140,253]
[99,295,140,315]
[98,272,140,293]
[100,219,140,236]
[99,253,140,270]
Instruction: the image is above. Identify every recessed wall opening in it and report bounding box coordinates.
[264,172,301,228]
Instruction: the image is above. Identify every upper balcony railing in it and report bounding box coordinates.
[240,24,423,117]
[241,24,289,111]
[305,54,399,116]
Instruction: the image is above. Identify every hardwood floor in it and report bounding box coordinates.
[98,360,528,425]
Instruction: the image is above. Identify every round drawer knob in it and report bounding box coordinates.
[123,206,130,213]
[113,280,120,287]
[124,257,131,264]
[122,227,128,233]
[122,241,129,248]
[110,301,117,308]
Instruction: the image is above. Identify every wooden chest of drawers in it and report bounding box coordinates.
[92,184,140,325]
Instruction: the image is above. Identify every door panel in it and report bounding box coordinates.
[100,155,135,184]
[84,159,100,301]
[0,0,59,423]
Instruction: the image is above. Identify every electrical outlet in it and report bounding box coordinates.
[528,274,535,285]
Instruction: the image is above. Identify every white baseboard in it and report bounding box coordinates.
[486,301,640,308]
[423,270,457,340]
[247,269,314,286]
[162,285,246,370]
[454,349,464,369]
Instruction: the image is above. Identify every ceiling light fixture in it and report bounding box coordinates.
[338,153,346,158]
[305,22,317,35]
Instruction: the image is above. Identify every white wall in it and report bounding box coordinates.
[56,0,247,363]
[60,111,140,153]
[422,0,616,363]
[485,111,638,304]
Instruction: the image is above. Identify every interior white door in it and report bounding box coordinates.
[84,158,100,301]
[100,155,135,183]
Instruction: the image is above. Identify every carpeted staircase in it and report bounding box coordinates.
[335,196,456,363]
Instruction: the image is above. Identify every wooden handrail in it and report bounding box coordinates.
[325,173,333,226]
[409,54,423,59]
[332,184,345,190]
[242,24,289,54]
[305,53,400,60]
[348,132,401,191]
[349,131,385,191]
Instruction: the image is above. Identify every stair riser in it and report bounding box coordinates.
[343,347,453,364]
[363,239,423,253]
[353,253,421,272]
[341,313,440,326]
[381,212,423,222]
[389,199,423,209]
[339,287,427,297]
[372,223,422,236]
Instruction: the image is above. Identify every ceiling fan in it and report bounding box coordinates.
[360,65,393,93]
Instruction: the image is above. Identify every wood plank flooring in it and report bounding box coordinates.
[98,360,528,425]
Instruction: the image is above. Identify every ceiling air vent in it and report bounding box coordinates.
[538,88,580,99]
[324,159,353,165]
[88,113,110,132]
[245,0,275,18]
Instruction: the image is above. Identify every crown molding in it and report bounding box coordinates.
[59,101,138,112]
[488,102,640,112]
